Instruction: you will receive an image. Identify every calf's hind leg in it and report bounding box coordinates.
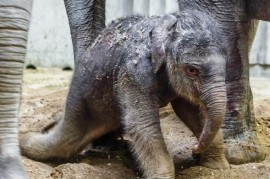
[20,86,111,161]
[171,97,229,169]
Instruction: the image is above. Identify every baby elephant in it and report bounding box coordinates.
[21,9,229,179]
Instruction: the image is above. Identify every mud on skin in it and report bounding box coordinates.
[21,9,230,178]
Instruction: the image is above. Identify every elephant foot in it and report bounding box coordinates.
[199,153,229,169]
[224,131,265,164]
[0,156,27,179]
[195,146,230,169]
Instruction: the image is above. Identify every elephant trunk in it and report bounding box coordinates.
[193,81,227,154]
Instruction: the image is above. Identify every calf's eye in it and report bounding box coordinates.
[185,65,199,76]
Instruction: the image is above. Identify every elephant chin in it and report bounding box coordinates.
[193,84,227,154]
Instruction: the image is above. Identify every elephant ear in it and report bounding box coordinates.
[151,15,178,74]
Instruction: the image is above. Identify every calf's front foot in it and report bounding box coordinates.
[196,130,229,169]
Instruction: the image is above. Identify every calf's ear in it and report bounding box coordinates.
[151,15,178,74]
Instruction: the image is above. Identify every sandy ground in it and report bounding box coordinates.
[19,68,270,179]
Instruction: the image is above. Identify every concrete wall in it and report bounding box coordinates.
[250,21,270,77]
[26,0,74,69]
[26,0,270,78]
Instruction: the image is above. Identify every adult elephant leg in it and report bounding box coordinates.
[20,0,106,161]
[63,0,105,62]
[0,0,32,178]
[215,0,267,165]
[63,0,114,151]
[222,19,265,164]
[230,0,270,163]
[171,98,229,169]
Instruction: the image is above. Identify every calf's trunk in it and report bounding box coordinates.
[193,83,227,153]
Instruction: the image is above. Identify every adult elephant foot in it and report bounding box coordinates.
[222,82,266,164]
[224,131,265,164]
[0,156,27,179]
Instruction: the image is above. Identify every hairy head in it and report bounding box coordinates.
[151,9,227,104]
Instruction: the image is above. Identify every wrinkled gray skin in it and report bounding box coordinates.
[175,0,270,164]
[1,0,270,178]
[0,0,32,179]
[21,9,229,178]
[58,0,270,166]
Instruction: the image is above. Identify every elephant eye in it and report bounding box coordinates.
[184,65,199,77]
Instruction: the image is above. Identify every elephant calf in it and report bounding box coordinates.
[21,9,229,178]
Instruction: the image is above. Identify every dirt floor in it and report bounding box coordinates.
[19,68,270,179]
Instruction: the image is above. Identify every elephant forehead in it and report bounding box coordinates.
[179,53,226,73]
[200,54,226,76]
